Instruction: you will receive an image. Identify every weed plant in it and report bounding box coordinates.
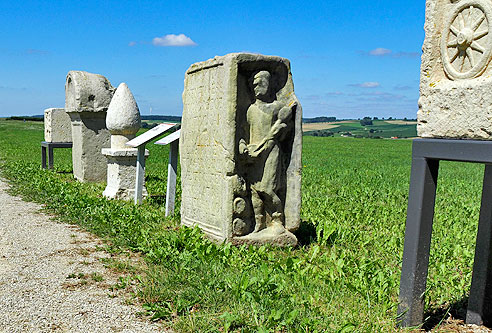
[0,120,483,331]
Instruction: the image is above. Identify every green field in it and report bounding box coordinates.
[0,120,483,331]
[305,120,417,139]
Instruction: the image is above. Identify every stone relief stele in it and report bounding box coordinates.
[180,53,302,246]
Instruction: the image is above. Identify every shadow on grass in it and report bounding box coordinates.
[295,220,317,246]
[147,194,167,205]
[146,175,167,183]
[420,296,487,331]
[53,169,73,174]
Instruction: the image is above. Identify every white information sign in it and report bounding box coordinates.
[154,129,180,146]
[126,123,177,148]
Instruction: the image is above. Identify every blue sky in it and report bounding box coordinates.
[0,0,425,119]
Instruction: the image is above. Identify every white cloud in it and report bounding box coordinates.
[369,48,392,56]
[152,34,197,47]
[361,82,380,88]
[363,48,419,58]
[394,84,412,91]
[392,51,419,58]
[349,82,381,88]
[326,91,345,96]
[128,41,137,47]
[26,49,49,55]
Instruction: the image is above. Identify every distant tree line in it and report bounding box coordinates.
[360,117,373,126]
[6,116,43,122]
[301,116,418,124]
[141,115,182,122]
[305,130,334,137]
[141,122,159,129]
[302,116,336,123]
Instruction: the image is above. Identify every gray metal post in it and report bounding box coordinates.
[48,145,54,169]
[134,146,146,205]
[467,164,492,326]
[397,156,439,327]
[41,146,47,169]
[165,140,178,216]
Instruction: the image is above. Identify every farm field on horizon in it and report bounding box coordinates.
[0,119,482,331]
[2,115,418,140]
[303,119,418,139]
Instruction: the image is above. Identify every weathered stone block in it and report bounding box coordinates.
[69,112,110,182]
[65,71,114,182]
[66,71,114,113]
[418,0,492,139]
[180,53,302,246]
[44,108,72,143]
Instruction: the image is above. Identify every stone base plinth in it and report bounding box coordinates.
[231,224,298,247]
[102,148,148,201]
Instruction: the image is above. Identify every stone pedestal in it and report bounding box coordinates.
[44,108,72,143]
[180,53,302,246]
[102,148,148,200]
[102,83,145,201]
[65,71,114,182]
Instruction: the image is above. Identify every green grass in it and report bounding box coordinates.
[0,119,483,331]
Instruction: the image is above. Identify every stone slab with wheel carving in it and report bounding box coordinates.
[418,0,492,139]
[180,53,302,246]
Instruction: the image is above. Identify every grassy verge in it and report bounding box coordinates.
[0,119,483,331]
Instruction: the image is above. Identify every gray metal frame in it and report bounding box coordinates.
[398,138,492,327]
[135,146,146,205]
[41,141,73,169]
[165,140,178,216]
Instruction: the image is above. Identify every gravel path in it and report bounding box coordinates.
[0,178,166,332]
